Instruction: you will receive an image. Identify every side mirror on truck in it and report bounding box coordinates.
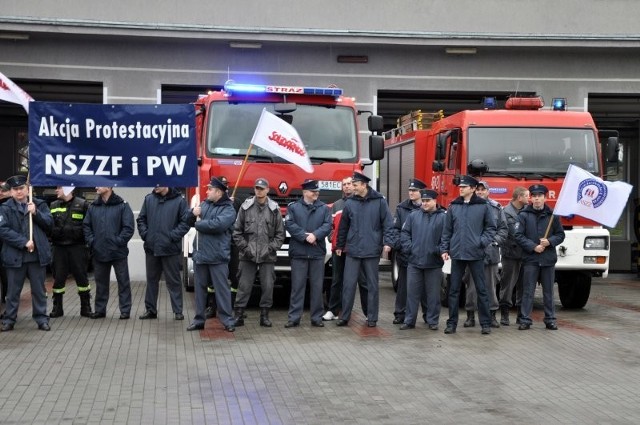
[368,115,384,132]
[369,135,384,161]
[605,136,619,163]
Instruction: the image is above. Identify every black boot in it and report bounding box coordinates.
[50,293,64,318]
[234,307,245,327]
[79,292,92,317]
[463,310,475,327]
[490,310,500,328]
[205,292,217,319]
[500,306,510,326]
[260,308,272,327]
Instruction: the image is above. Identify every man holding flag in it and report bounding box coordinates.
[514,184,565,331]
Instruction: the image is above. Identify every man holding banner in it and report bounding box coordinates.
[514,184,565,331]
[0,175,53,332]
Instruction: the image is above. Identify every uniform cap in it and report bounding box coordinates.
[254,178,269,189]
[528,184,549,195]
[352,171,371,183]
[457,175,478,187]
[408,178,427,190]
[301,179,320,191]
[477,180,490,190]
[420,189,438,200]
[207,176,228,191]
[0,182,10,192]
[5,175,27,188]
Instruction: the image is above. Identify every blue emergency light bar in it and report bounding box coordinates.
[483,96,497,109]
[224,82,343,97]
[552,98,567,111]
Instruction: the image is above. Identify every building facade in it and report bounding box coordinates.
[1,0,639,277]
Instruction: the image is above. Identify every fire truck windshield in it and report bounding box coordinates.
[206,102,357,162]
[468,127,600,175]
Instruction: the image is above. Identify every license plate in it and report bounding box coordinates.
[318,180,342,190]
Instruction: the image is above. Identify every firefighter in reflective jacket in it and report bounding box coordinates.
[49,186,92,317]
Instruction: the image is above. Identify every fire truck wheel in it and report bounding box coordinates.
[440,274,466,308]
[182,256,194,292]
[557,271,591,309]
[391,251,399,292]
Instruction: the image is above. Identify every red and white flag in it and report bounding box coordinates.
[0,71,33,113]
[554,164,633,228]
[250,109,314,173]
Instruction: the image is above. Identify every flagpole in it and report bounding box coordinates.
[543,215,554,239]
[28,180,33,250]
[231,143,253,199]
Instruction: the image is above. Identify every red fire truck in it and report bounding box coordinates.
[182,81,384,291]
[380,96,618,308]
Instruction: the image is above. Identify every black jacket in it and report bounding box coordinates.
[337,187,395,258]
[50,195,90,246]
[83,192,135,262]
[137,188,190,256]
[401,207,446,269]
[393,199,421,267]
[440,194,496,261]
[0,197,53,267]
[285,198,332,259]
[190,194,237,265]
[514,204,565,266]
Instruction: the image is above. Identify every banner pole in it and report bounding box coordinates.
[543,214,555,239]
[231,143,253,199]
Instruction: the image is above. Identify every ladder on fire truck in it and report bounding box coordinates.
[383,109,444,140]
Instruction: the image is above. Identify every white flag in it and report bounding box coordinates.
[554,164,633,228]
[250,109,314,173]
[0,71,33,113]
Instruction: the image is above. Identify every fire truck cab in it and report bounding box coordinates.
[380,96,618,308]
[182,81,384,292]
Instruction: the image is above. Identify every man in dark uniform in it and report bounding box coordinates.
[137,186,191,321]
[0,182,12,307]
[284,179,332,328]
[204,176,242,319]
[322,176,369,321]
[83,187,135,320]
[49,186,91,318]
[462,180,508,328]
[186,177,237,332]
[440,175,496,335]
[392,178,429,325]
[400,189,446,330]
[514,184,565,330]
[0,175,53,332]
[336,171,395,327]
